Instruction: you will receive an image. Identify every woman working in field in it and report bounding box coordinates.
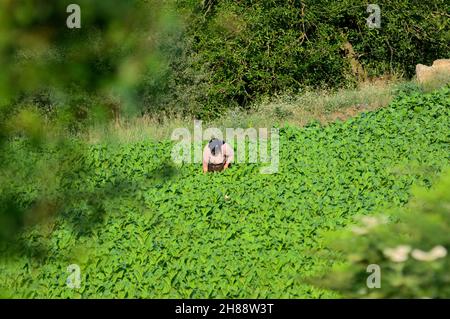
[202,138,234,173]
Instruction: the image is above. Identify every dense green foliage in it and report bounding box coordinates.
[0,1,175,237]
[0,1,448,299]
[0,0,173,125]
[312,169,450,298]
[155,0,450,117]
[1,1,448,120]
[1,87,448,298]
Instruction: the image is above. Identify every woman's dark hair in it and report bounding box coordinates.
[208,138,225,156]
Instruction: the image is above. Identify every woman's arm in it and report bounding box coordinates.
[223,143,234,169]
[203,145,210,173]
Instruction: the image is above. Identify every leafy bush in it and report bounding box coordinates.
[0,86,448,298]
[391,81,423,97]
[171,0,450,117]
[309,169,450,298]
[2,1,448,119]
[0,0,175,123]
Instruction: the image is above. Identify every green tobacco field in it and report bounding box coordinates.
[1,86,449,298]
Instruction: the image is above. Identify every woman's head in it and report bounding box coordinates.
[208,138,224,156]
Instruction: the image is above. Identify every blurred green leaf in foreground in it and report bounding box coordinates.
[309,168,450,298]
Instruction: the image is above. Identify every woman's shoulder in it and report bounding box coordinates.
[223,142,234,152]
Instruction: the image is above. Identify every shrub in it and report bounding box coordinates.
[309,168,450,298]
[172,0,450,117]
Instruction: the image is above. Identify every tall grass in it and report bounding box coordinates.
[85,77,448,144]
